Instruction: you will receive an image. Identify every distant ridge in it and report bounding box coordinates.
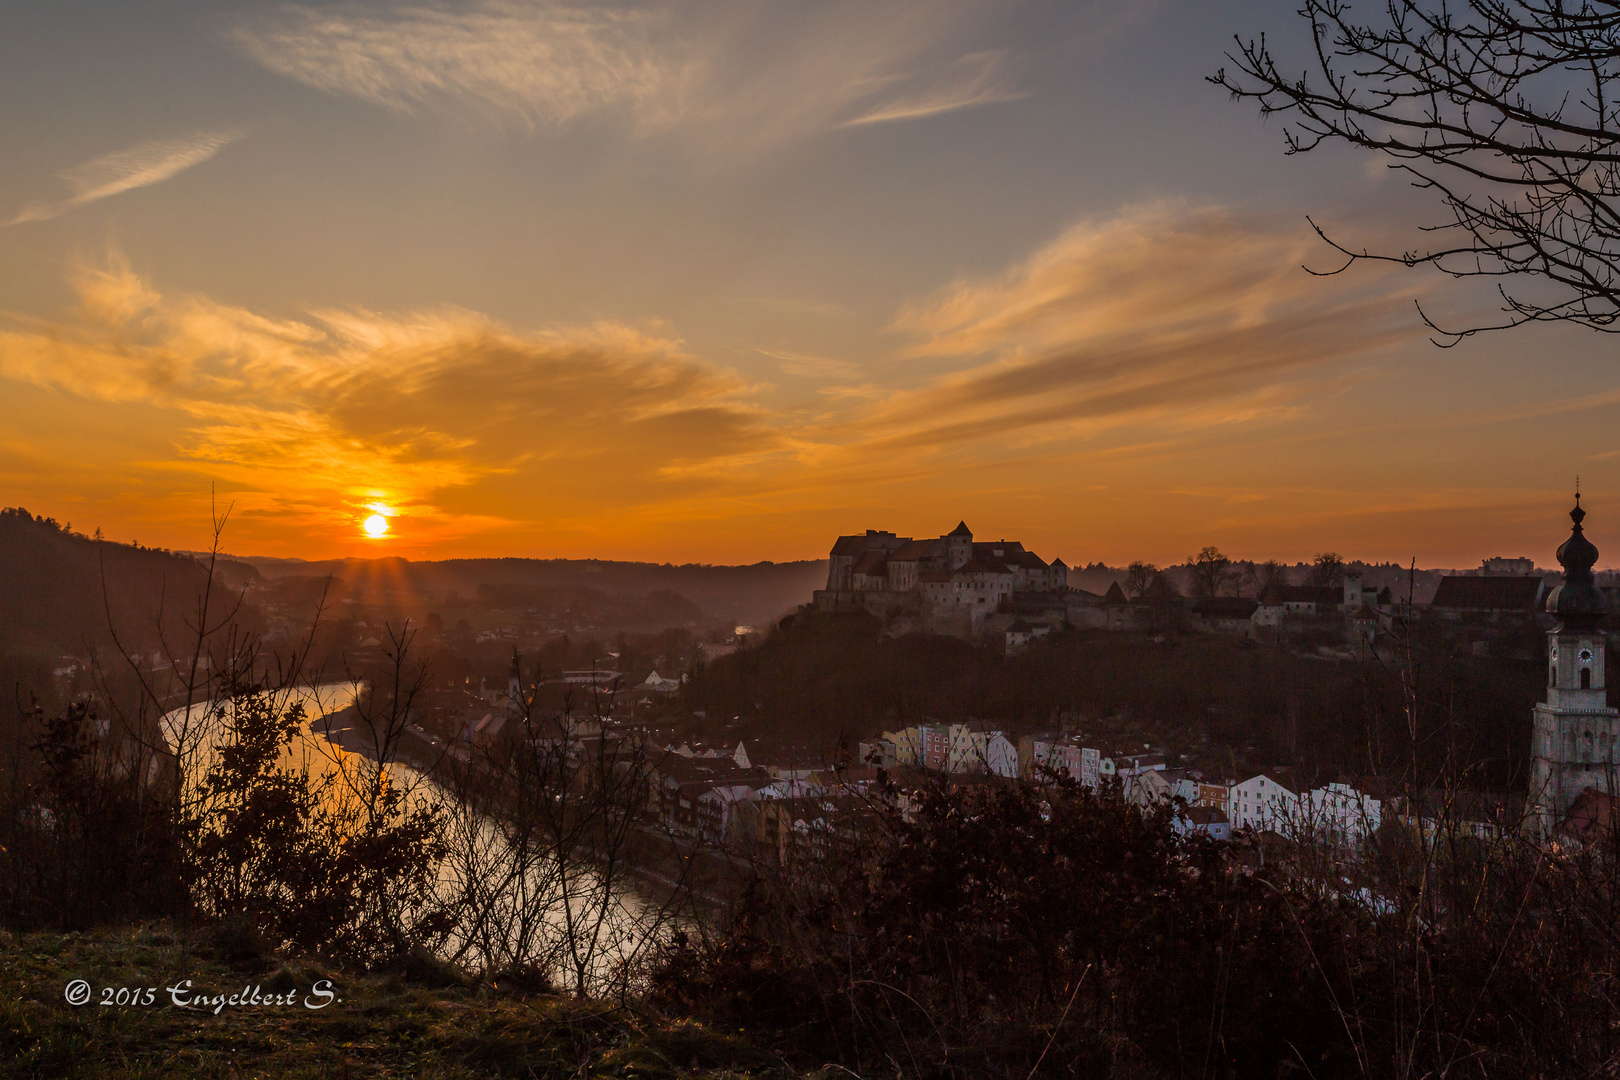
[213,553,829,629]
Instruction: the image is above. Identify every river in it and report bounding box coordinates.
[160,683,675,993]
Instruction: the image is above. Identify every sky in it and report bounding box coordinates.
[2,0,1617,568]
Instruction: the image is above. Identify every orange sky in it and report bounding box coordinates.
[3,2,1618,568]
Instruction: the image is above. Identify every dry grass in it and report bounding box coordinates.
[0,924,789,1080]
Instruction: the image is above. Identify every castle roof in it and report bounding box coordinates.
[948,521,973,537]
[1103,581,1130,606]
[1431,575,1543,611]
[889,538,938,561]
[852,549,889,575]
[956,554,1014,575]
[1259,584,1341,607]
[831,534,869,557]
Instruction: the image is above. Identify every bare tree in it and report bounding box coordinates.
[1214,0,1620,340]
[1257,559,1289,596]
[436,658,695,998]
[1189,546,1232,599]
[1126,561,1157,599]
[1312,551,1347,588]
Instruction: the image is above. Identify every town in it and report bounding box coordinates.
[325,497,1614,869]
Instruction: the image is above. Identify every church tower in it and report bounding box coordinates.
[505,652,526,721]
[1530,494,1617,835]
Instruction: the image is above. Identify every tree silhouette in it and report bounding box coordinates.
[1214,0,1620,340]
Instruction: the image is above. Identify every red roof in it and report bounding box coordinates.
[1559,787,1619,845]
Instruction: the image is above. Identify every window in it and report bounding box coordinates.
[1583,668,1592,689]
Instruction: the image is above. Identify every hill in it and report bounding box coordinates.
[0,509,219,660]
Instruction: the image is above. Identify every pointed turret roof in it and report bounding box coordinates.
[948,521,973,537]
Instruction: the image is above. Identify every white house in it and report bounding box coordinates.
[1125,768,1174,807]
[1300,782,1383,847]
[1228,774,1300,832]
[982,732,1019,778]
[940,725,1018,776]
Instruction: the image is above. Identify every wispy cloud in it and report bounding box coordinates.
[848,203,1428,452]
[228,2,693,131]
[228,1,1028,146]
[759,348,860,380]
[6,131,242,226]
[841,49,1025,127]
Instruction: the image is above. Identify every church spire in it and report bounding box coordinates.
[1548,492,1606,628]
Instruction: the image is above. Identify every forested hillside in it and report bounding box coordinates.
[0,509,219,659]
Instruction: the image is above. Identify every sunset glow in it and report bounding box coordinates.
[2,2,1616,566]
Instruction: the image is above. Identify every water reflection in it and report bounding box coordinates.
[161,685,673,992]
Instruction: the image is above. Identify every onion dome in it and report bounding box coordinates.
[1546,493,1607,627]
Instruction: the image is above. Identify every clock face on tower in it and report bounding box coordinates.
[1581,647,1595,663]
[1552,645,1560,661]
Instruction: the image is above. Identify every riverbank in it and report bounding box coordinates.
[0,923,794,1079]
[307,706,755,920]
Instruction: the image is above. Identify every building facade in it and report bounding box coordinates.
[1530,494,1620,834]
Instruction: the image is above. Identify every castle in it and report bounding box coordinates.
[811,521,1068,637]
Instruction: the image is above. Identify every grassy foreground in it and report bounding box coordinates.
[0,924,789,1079]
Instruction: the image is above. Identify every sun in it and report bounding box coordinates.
[363,513,390,538]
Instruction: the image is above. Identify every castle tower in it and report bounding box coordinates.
[1530,494,1617,835]
[945,520,974,571]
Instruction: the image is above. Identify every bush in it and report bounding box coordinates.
[654,772,1620,1078]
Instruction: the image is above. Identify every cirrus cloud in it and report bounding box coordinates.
[227,0,1031,146]
[6,131,243,227]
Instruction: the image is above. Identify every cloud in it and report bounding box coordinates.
[6,131,242,226]
[0,255,778,542]
[853,203,1428,452]
[0,211,1449,556]
[759,348,860,380]
[840,49,1025,126]
[228,2,694,131]
[228,0,1028,145]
